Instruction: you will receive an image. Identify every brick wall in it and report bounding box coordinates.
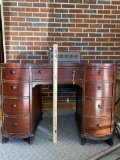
[2,0,120,103]
[2,0,120,64]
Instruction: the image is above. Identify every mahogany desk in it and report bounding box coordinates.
[0,63,117,145]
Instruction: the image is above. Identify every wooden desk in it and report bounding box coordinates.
[115,77,120,119]
[0,63,117,145]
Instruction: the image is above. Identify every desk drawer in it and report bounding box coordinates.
[2,82,29,97]
[85,99,111,117]
[32,69,52,80]
[85,82,113,98]
[2,68,29,80]
[58,68,83,80]
[85,68,114,81]
[84,117,111,136]
[4,117,30,134]
[3,98,29,115]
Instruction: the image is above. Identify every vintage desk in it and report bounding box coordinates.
[115,76,120,119]
[0,63,117,145]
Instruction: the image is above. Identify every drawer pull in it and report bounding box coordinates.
[96,124,100,127]
[14,123,18,126]
[98,104,102,109]
[99,71,102,75]
[12,104,17,108]
[10,70,16,74]
[11,86,17,90]
[39,70,43,74]
[98,86,102,90]
[72,71,76,85]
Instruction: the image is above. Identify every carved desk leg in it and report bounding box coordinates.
[24,136,34,144]
[28,136,34,144]
[81,137,86,145]
[2,136,9,143]
[105,137,113,146]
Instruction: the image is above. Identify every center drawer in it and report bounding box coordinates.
[32,69,53,81]
[32,68,84,81]
[58,68,84,80]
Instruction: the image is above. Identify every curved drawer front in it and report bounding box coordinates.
[3,98,29,115]
[3,82,29,97]
[85,99,112,117]
[2,68,29,80]
[58,68,84,80]
[4,117,30,134]
[32,69,53,81]
[85,82,113,98]
[84,117,112,136]
[85,68,114,81]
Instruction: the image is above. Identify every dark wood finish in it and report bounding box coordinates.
[32,69,53,81]
[85,68,114,81]
[79,64,116,145]
[58,68,84,80]
[3,82,29,97]
[1,65,31,143]
[0,63,117,145]
[3,98,29,115]
[85,82,113,98]
[2,68,29,80]
[84,99,112,117]
[4,117,30,134]
[84,117,111,136]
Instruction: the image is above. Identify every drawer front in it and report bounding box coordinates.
[3,82,29,97]
[4,117,30,133]
[58,68,83,80]
[32,68,84,81]
[84,117,112,136]
[32,69,52,80]
[85,99,112,117]
[3,98,29,115]
[2,68,29,80]
[85,68,114,81]
[85,82,113,98]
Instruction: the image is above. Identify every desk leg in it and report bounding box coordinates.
[24,136,34,144]
[81,137,86,145]
[2,136,9,143]
[105,137,113,146]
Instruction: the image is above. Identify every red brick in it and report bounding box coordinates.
[2,0,120,98]
[89,43,101,46]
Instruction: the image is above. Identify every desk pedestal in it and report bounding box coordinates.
[0,63,117,145]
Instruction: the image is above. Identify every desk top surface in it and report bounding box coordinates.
[0,63,117,68]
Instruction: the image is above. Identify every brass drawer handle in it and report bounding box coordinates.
[14,123,18,126]
[96,124,100,127]
[39,70,43,74]
[12,104,17,108]
[98,104,102,109]
[98,86,102,90]
[72,71,76,85]
[11,86,17,90]
[10,70,16,74]
[99,70,102,75]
